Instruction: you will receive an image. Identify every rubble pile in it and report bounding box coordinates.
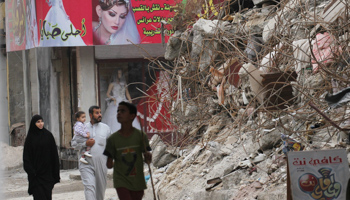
[145,0,350,199]
[1,142,23,171]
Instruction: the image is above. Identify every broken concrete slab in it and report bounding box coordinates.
[292,39,311,73]
[165,31,183,61]
[247,63,265,104]
[152,138,168,168]
[258,130,282,151]
[245,36,264,62]
[192,18,231,37]
[322,0,347,23]
[165,31,192,61]
[156,153,177,168]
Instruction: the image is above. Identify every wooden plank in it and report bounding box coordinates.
[263,83,293,90]
[259,71,297,109]
[261,71,297,85]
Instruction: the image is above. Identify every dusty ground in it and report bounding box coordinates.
[0,143,155,200]
[1,168,118,200]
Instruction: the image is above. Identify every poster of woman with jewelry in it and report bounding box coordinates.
[92,0,140,45]
[92,0,175,45]
[6,0,177,51]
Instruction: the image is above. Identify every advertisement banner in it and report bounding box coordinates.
[36,0,91,47]
[6,0,176,52]
[288,149,349,200]
[6,0,27,51]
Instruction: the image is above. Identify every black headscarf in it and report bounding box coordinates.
[23,115,60,195]
[27,115,44,135]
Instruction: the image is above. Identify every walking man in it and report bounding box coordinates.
[71,106,111,200]
[104,101,152,200]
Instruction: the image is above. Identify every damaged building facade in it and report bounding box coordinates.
[4,0,176,168]
[7,45,165,143]
[3,0,350,198]
[141,0,350,199]
[0,0,8,144]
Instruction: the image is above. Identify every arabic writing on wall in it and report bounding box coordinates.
[132,1,175,41]
[39,18,86,42]
[292,156,342,167]
[132,3,171,13]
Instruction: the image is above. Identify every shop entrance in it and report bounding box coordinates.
[96,59,176,143]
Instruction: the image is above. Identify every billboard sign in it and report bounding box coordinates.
[6,0,176,51]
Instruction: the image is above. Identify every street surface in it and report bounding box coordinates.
[2,168,118,200]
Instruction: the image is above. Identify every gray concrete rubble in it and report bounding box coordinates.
[143,0,350,199]
[3,0,350,199]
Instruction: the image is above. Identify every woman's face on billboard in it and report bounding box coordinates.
[101,4,128,35]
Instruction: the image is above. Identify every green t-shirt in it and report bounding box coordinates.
[104,128,150,191]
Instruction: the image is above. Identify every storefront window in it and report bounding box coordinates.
[97,60,175,136]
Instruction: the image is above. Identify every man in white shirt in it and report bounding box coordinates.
[71,106,111,200]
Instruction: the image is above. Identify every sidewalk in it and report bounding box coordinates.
[3,168,118,200]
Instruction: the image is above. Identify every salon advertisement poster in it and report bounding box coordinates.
[287,149,349,200]
[6,0,27,51]
[6,0,178,52]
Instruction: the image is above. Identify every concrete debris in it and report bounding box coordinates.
[1,142,23,171]
[155,154,177,168]
[245,36,264,62]
[192,19,231,37]
[292,39,311,73]
[164,31,190,61]
[145,0,350,199]
[322,0,347,23]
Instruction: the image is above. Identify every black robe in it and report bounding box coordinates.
[23,115,60,195]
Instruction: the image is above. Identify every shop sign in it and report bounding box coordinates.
[288,149,349,200]
[5,0,177,52]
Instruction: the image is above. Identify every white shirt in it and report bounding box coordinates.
[71,122,111,165]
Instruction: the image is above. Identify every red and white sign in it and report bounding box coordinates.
[6,0,176,52]
[288,149,349,200]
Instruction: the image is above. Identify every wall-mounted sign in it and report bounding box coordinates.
[288,149,349,200]
[6,0,176,52]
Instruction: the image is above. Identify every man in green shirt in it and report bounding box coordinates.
[104,101,152,200]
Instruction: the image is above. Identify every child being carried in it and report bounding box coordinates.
[73,111,92,164]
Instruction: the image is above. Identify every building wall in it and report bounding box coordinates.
[36,47,60,145]
[50,58,60,145]
[29,49,40,119]
[7,51,25,127]
[37,48,52,130]
[0,43,8,143]
[7,48,61,146]
[23,50,32,133]
[77,46,97,121]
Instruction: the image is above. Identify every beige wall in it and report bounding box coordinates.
[0,40,8,143]
[77,46,97,121]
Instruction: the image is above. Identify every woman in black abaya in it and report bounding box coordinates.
[23,115,60,200]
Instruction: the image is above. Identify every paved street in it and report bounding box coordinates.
[2,168,118,200]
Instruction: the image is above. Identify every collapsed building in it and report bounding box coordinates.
[143,0,350,199]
